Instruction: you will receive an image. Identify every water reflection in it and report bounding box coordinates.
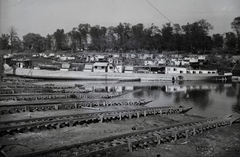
[179,90,212,110]
[37,80,240,117]
[91,86,126,93]
[86,81,240,117]
[226,83,238,98]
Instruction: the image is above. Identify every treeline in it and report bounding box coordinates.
[0,17,240,53]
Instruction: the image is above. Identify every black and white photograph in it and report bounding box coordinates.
[0,0,240,156]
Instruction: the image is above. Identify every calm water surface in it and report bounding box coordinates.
[36,81,240,118]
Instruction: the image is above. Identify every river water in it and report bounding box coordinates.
[36,80,240,118]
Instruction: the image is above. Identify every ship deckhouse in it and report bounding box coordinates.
[165,67,187,74]
[93,62,108,72]
[165,67,217,75]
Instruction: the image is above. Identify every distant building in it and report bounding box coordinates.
[157,58,166,65]
[138,53,153,60]
[60,56,67,61]
[113,57,123,65]
[67,56,75,60]
[112,54,120,58]
[144,59,155,66]
[86,55,96,62]
[95,55,105,61]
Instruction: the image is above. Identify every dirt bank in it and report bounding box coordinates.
[116,123,240,157]
[0,112,239,157]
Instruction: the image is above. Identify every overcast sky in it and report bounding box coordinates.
[1,0,240,39]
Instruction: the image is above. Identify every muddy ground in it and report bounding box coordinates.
[0,108,239,157]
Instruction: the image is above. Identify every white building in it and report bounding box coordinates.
[67,56,75,60]
[112,54,120,58]
[95,55,105,61]
[171,59,182,66]
[60,56,67,61]
[144,60,155,66]
[138,53,153,59]
[198,55,206,61]
[157,58,166,65]
[49,53,55,57]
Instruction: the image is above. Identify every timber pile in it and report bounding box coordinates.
[0,99,153,114]
[15,116,240,157]
[0,106,192,136]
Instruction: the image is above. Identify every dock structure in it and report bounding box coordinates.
[0,76,239,157]
[14,116,240,157]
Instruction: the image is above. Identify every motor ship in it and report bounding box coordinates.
[3,61,232,81]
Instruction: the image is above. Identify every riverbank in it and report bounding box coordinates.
[0,112,239,157]
[123,122,240,157]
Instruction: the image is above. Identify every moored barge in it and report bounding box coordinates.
[4,63,232,81]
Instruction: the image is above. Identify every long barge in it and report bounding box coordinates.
[4,64,232,81]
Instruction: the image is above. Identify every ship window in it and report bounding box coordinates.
[193,71,196,74]
[101,66,105,69]
[174,68,177,71]
[94,66,97,69]
[212,72,215,74]
[109,66,113,69]
[187,71,190,74]
[180,71,183,73]
[208,71,211,74]
[199,71,202,74]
